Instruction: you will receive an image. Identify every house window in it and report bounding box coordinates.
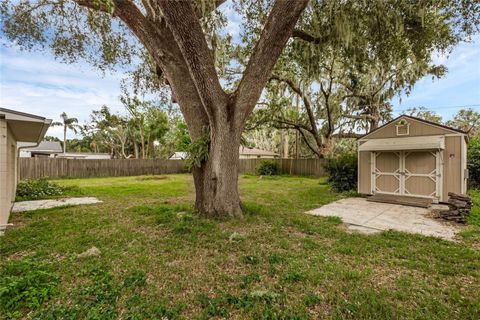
[396,119,410,136]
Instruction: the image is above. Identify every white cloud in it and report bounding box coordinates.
[221,1,242,40]
[392,36,480,119]
[0,46,126,139]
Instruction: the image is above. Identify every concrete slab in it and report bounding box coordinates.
[346,224,382,235]
[12,197,102,212]
[306,198,459,240]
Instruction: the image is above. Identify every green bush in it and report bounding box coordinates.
[256,160,280,176]
[16,178,78,201]
[468,137,480,189]
[185,132,210,170]
[324,153,358,192]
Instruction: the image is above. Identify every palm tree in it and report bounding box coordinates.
[51,112,81,153]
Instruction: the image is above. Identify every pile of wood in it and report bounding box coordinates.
[436,192,472,224]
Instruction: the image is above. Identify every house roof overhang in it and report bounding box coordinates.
[0,108,52,143]
[358,135,445,151]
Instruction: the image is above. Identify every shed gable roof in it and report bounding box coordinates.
[360,114,466,140]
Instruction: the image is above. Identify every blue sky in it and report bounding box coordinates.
[391,36,480,118]
[0,3,479,139]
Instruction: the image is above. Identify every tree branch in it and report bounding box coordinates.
[158,0,227,125]
[270,75,311,109]
[291,29,328,45]
[323,54,336,137]
[234,0,309,127]
[271,121,321,158]
[298,128,322,158]
[75,0,210,138]
[269,75,320,139]
[193,0,227,17]
[272,117,313,133]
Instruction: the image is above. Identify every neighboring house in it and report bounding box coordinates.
[19,141,62,158]
[239,146,279,159]
[0,108,51,234]
[170,152,188,160]
[357,114,468,203]
[169,148,279,160]
[19,141,112,159]
[57,152,112,160]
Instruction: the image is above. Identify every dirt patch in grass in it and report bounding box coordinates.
[7,250,35,261]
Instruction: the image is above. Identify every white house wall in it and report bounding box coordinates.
[0,119,9,232]
[0,120,18,233]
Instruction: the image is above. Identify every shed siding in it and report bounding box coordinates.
[365,117,455,139]
[358,151,371,194]
[443,136,462,201]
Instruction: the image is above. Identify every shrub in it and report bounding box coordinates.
[468,137,480,189]
[16,178,79,201]
[256,160,279,176]
[323,153,358,192]
[185,132,210,170]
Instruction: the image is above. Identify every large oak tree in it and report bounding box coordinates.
[245,0,479,157]
[1,0,309,217]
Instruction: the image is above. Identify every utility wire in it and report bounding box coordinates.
[393,103,480,113]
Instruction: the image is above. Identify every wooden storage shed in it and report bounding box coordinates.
[358,115,468,203]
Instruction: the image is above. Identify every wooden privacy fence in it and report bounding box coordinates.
[19,158,326,180]
[19,158,188,180]
[239,158,326,177]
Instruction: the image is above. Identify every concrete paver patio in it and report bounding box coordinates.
[13,197,102,212]
[306,198,460,240]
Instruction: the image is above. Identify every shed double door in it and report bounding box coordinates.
[372,150,441,199]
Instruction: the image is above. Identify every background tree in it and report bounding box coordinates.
[43,136,62,142]
[244,0,465,157]
[51,112,81,153]
[407,107,443,123]
[83,102,170,159]
[86,106,128,157]
[144,107,169,159]
[446,108,480,137]
[119,93,169,159]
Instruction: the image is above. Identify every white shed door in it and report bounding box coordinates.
[372,152,402,195]
[403,151,439,198]
[372,151,440,199]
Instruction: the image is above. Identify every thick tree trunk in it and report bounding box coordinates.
[121,141,127,159]
[140,130,146,159]
[133,140,139,159]
[63,127,67,153]
[192,126,242,218]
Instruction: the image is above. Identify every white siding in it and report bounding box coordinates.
[0,119,9,232]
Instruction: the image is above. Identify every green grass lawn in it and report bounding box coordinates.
[1,174,479,319]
